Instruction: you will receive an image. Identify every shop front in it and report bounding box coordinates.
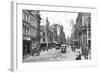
[23,36,32,56]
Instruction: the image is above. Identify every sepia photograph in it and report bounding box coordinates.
[22,10,91,63]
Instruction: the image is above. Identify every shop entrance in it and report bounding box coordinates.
[23,40,31,56]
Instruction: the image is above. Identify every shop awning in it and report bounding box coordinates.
[23,36,31,41]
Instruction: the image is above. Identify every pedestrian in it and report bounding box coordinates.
[76,52,81,60]
[36,42,41,56]
[32,46,35,56]
[84,47,89,59]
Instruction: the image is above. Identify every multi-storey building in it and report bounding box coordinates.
[72,13,91,58]
[40,18,66,50]
[51,24,60,43]
[22,10,41,56]
[40,18,54,50]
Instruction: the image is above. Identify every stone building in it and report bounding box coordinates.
[80,13,91,57]
[40,18,54,50]
[40,18,66,51]
[22,10,41,56]
[51,24,60,43]
[72,12,91,58]
[59,25,66,44]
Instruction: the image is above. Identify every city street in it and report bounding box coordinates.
[22,10,91,62]
[23,47,79,62]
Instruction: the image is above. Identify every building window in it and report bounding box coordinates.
[22,11,24,20]
[24,25,27,35]
[27,13,30,22]
[26,27,29,35]
[43,38,45,42]
[25,12,27,22]
[88,40,91,49]
[43,32,45,36]
[88,31,91,39]
[82,16,85,26]
[27,14,29,22]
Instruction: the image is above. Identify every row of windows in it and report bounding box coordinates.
[40,32,46,42]
[82,15,91,27]
[41,36,53,43]
[23,24,37,37]
[42,38,53,42]
[22,11,29,22]
[22,11,37,27]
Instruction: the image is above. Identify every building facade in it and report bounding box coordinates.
[22,10,41,56]
[81,13,91,57]
[40,18,54,50]
[71,13,91,58]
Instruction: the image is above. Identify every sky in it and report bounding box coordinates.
[40,11,78,39]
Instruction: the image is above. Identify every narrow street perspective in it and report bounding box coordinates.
[22,10,91,63]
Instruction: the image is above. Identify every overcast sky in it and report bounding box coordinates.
[40,11,78,39]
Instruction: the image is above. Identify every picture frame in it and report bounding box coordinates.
[11,1,97,71]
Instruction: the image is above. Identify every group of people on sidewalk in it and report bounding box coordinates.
[67,44,90,60]
[75,47,90,60]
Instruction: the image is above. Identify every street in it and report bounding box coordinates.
[22,10,91,63]
[23,47,79,62]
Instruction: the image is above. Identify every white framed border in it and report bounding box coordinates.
[11,1,97,72]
